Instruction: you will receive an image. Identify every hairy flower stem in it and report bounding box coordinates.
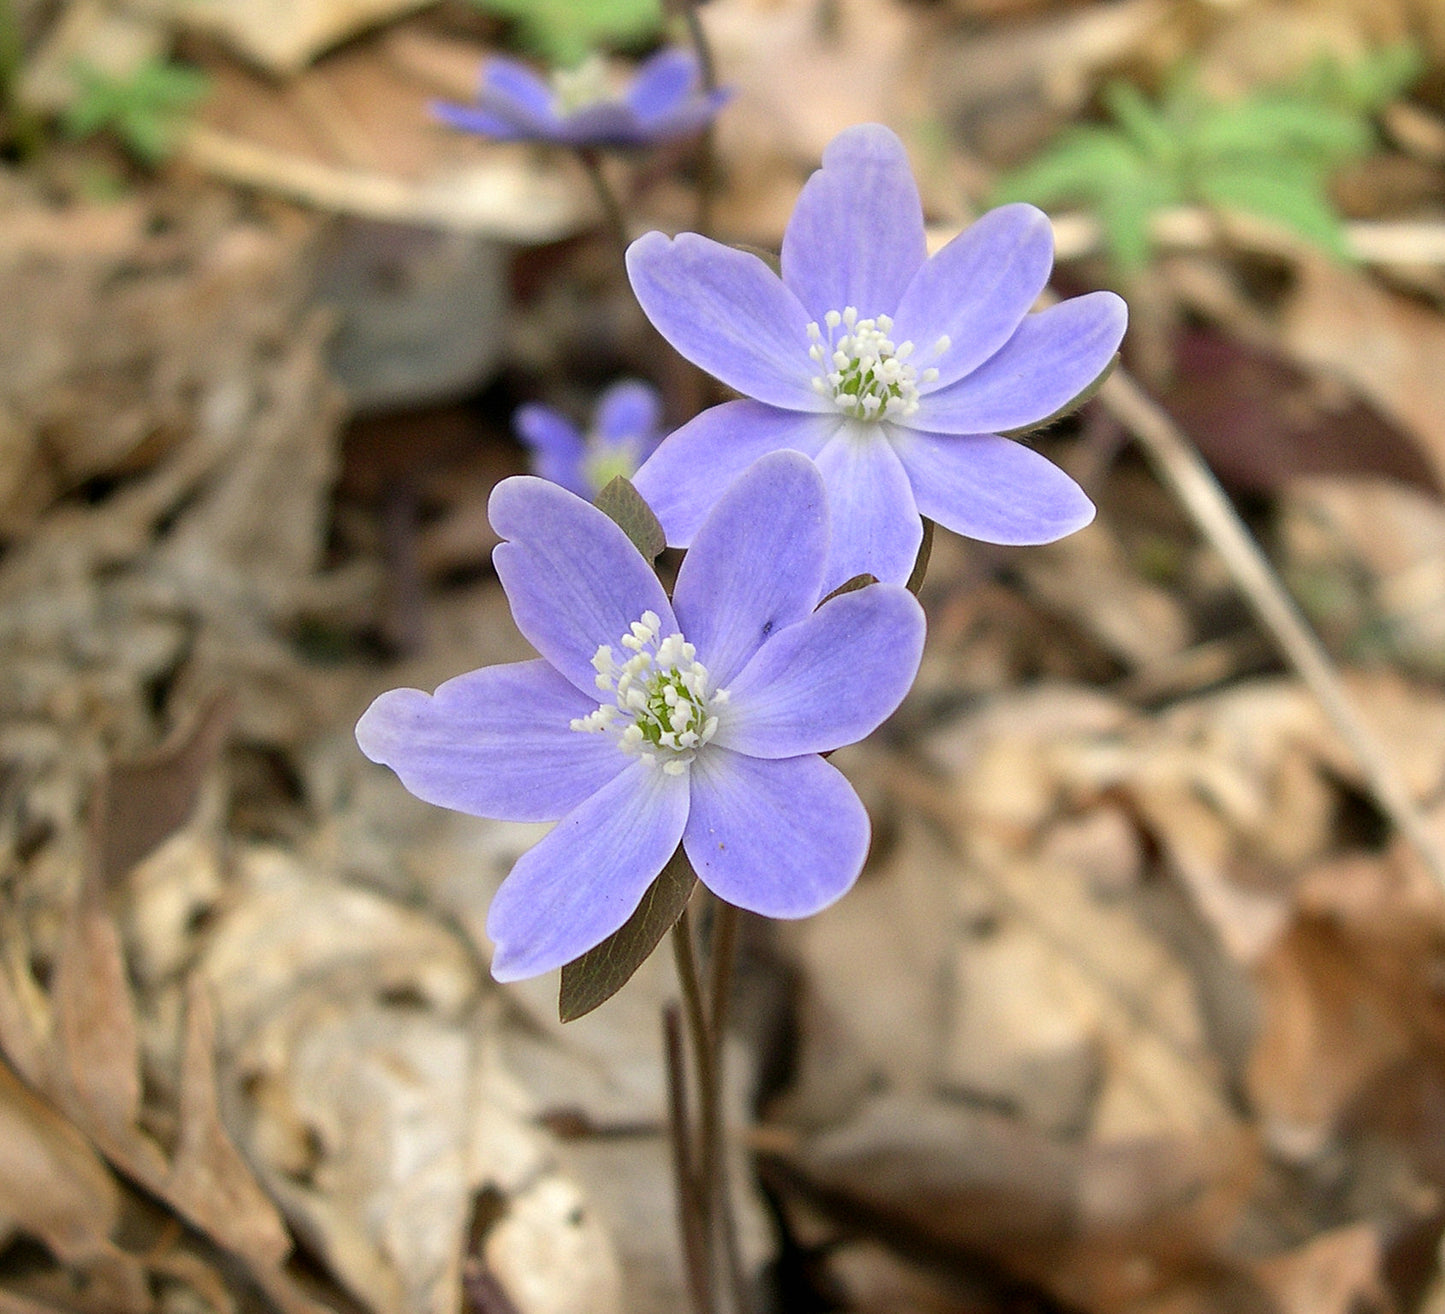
[578,148,632,271]
[681,0,719,236]
[670,898,751,1314]
[672,907,717,1313]
[681,0,717,92]
[706,900,748,1308]
[665,1003,713,1314]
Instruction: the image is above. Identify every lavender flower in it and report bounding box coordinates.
[515,380,665,499]
[355,451,925,981]
[433,48,732,150]
[626,123,1129,590]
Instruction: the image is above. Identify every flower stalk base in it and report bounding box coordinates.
[667,892,749,1314]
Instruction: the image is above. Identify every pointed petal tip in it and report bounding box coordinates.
[487,943,537,984]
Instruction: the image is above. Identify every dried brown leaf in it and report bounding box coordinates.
[181,26,586,238]
[0,1288,79,1314]
[171,0,432,75]
[0,1060,119,1265]
[1015,521,1192,669]
[101,693,233,889]
[1165,330,1434,496]
[1281,256,1445,491]
[1253,1224,1389,1314]
[167,978,293,1270]
[1247,914,1419,1155]
[773,1093,1259,1312]
[0,930,56,1092]
[1281,479,1445,681]
[52,868,144,1151]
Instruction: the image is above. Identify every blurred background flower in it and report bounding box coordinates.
[432,47,731,148]
[514,379,666,498]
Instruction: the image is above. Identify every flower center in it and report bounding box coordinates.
[549,54,613,116]
[582,433,641,494]
[807,308,947,422]
[570,610,728,776]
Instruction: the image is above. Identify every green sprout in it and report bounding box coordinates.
[467,0,663,66]
[993,44,1423,272]
[62,56,209,165]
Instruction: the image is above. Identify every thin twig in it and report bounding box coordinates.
[1099,368,1445,892]
[664,1003,712,1314]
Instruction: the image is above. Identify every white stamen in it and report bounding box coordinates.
[569,611,728,774]
[805,307,938,421]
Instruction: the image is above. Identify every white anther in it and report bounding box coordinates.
[570,612,728,773]
[808,306,929,421]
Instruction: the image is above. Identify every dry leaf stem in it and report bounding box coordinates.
[1100,368,1445,892]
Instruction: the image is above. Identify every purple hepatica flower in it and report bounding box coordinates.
[515,379,665,500]
[355,451,924,982]
[627,123,1129,591]
[432,48,732,150]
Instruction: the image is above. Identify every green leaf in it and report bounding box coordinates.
[1097,166,1175,272]
[558,847,696,1022]
[997,43,1399,280]
[1103,80,1178,167]
[993,127,1148,209]
[595,475,666,561]
[1197,163,1351,259]
[62,57,209,164]
[1347,41,1423,110]
[1295,40,1423,114]
[119,109,173,164]
[1189,96,1368,163]
[469,0,663,65]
